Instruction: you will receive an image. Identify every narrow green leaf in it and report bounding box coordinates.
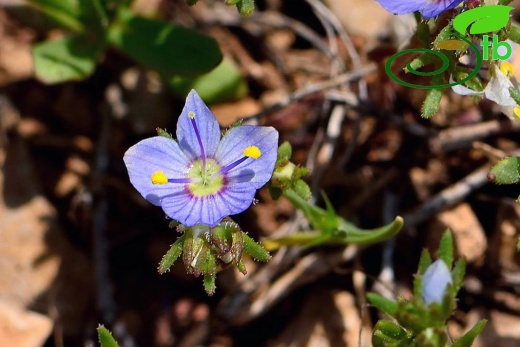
[97,325,120,347]
[450,320,487,347]
[242,232,271,262]
[158,234,186,274]
[107,8,222,78]
[367,293,398,317]
[438,230,454,269]
[32,35,102,84]
[489,157,520,185]
[517,237,520,250]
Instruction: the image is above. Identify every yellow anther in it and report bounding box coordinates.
[188,111,195,119]
[514,107,520,119]
[151,171,168,185]
[500,61,514,78]
[243,146,261,159]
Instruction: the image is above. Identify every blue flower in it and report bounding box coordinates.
[124,90,279,227]
[421,259,453,305]
[376,0,464,18]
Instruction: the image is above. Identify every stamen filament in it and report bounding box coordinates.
[189,111,206,171]
[151,171,193,185]
[217,157,248,176]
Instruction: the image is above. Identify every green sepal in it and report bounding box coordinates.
[157,128,175,140]
[367,292,398,317]
[489,157,520,184]
[450,320,487,347]
[451,258,466,292]
[97,325,120,347]
[293,179,311,201]
[432,25,453,50]
[414,249,431,297]
[237,259,247,274]
[182,231,207,275]
[509,87,520,106]
[277,141,292,161]
[372,320,410,347]
[225,0,241,4]
[236,0,255,16]
[415,327,447,347]
[242,232,271,262]
[158,233,187,274]
[438,230,454,269]
[203,273,216,295]
[507,25,520,45]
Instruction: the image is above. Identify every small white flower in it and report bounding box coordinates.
[421,259,453,305]
[452,61,520,121]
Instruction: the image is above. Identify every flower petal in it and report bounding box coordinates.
[124,136,190,206]
[376,0,463,18]
[484,68,517,107]
[421,259,453,305]
[176,90,221,160]
[215,126,279,189]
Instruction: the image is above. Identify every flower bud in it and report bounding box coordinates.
[421,259,452,305]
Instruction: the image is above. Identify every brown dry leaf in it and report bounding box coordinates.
[211,97,261,127]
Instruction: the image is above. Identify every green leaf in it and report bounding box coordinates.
[169,58,247,104]
[367,293,398,317]
[97,325,120,347]
[509,87,520,106]
[489,157,520,185]
[32,35,102,84]
[26,0,85,33]
[242,232,271,262]
[438,230,454,269]
[158,233,186,274]
[107,8,222,78]
[421,75,443,118]
[517,237,520,250]
[450,320,487,347]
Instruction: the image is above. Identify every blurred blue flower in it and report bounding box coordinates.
[376,0,464,18]
[124,90,279,227]
[421,259,453,305]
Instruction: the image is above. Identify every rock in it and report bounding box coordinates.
[0,301,53,347]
